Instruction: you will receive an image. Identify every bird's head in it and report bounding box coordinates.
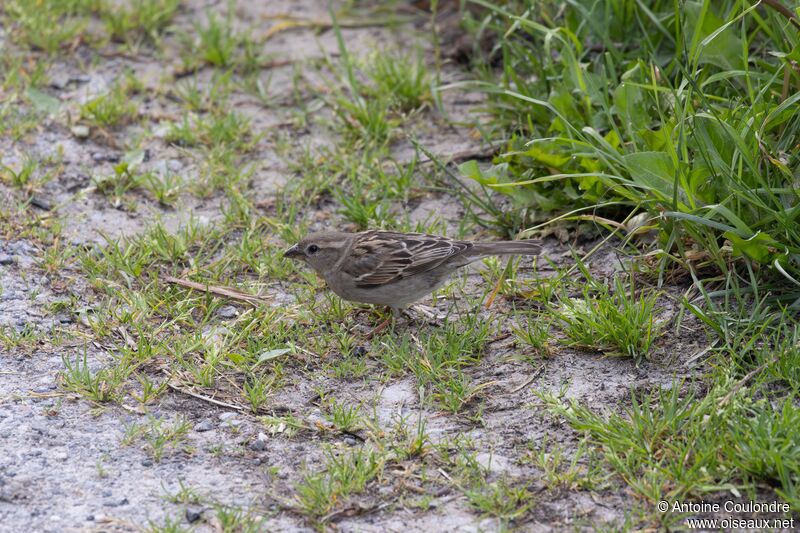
[283,231,352,276]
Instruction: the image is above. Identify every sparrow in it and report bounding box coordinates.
[283,230,542,316]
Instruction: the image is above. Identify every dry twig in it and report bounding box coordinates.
[162,275,268,306]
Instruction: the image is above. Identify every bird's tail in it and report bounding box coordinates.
[470,240,542,257]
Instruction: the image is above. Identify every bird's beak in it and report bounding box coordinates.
[283,244,303,260]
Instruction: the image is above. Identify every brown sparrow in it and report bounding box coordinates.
[284,230,541,316]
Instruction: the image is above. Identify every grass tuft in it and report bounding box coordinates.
[553,274,662,362]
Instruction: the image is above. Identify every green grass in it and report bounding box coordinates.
[182,10,263,72]
[536,301,800,519]
[144,516,192,533]
[0,324,42,352]
[3,0,179,52]
[213,506,265,533]
[465,478,533,522]
[172,71,233,113]
[166,110,253,151]
[374,316,493,412]
[553,272,662,362]
[454,0,800,302]
[60,351,130,403]
[512,314,552,357]
[71,217,317,415]
[526,437,605,491]
[193,11,240,67]
[0,156,56,193]
[163,91,256,198]
[294,446,384,523]
[324,398,364,433]
[102,0,180,44]
[448,0,800,519]
[121,415,191,462]
[3,0,100,53]
[367,50,432,113]
[0,54,50,93]
[139,171,183,207]
[242,375,272,413]
[80,81,138,128]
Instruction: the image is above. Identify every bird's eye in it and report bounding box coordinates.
[307,244,319,254]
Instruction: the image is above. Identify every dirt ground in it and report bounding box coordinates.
[0,1,711,531]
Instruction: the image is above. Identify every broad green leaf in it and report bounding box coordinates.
[256,348,291,365]
[26,88,61,115]
[684,2,745,71]
[622,151,676,200]
[690,115,736,173]
[226,352,246,365]
[613,82,649,133]
[548,88,582,131]
[123,149,146,169]
[639,126,673,152]
[724,231,783,264]
[522,145,571,169]
[458,160,538,207]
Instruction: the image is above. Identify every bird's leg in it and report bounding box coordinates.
[365,306,398,339]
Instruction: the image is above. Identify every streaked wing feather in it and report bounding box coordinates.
[342,231,472,288]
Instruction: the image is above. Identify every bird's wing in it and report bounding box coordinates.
[341,231,472,287]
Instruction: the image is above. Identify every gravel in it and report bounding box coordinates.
[193,419,214,432]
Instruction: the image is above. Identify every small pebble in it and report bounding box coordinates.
[350,345,368,357]
[91,152,119,163]
[218,412,238,422]
[0,254,15,265]
[249,432,268,451]
[30,196,52,211]
[103,498,128,508]
[185,508,202,523]
[249,440,266,451]
[217,305,238,319]
[141,459,153,467]
[49,76,69,90]
[71,125,90,139]
[194,420,214,432]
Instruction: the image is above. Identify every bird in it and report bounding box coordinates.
[283,230,542,320]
